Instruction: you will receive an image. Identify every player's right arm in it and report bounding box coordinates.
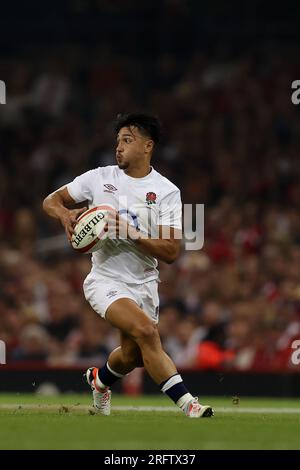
[43,186,87,240]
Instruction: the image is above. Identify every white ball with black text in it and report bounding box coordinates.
[71,205,114,253]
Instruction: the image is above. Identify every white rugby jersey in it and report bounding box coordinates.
[66,165,182,284]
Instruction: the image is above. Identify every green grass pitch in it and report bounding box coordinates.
[0,394,299,449]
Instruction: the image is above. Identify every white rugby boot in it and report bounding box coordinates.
[85,367,111,416]
[184,397,214,418]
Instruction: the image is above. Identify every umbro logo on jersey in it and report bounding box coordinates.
[104,184,118,193]
[106,290,118,298]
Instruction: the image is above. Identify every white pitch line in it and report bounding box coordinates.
[217,407,300,414]
[115,406,300,414]
[0,404,299,414]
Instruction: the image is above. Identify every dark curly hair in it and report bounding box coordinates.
[114,113,162,144]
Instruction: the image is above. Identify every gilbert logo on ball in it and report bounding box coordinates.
[0,80,6,104]
[71,205,114,253]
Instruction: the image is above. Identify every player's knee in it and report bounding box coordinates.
[132,322,158,345]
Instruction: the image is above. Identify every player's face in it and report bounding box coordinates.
[116,126,151,170]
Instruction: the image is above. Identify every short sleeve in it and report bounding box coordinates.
[66,169,97,203]
[159,190,182,229]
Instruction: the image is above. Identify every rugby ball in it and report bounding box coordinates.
[71,205,115,253]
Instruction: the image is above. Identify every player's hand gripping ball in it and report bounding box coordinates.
[71,205,115,253]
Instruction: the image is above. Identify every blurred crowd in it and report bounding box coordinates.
[1,39,300,372]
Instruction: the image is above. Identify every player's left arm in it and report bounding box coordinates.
[144,188,182,263]
[105,213,182,263]
[132,225,182,264]
[105,187,183,263]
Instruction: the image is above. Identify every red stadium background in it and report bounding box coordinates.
[0,0,300,396]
